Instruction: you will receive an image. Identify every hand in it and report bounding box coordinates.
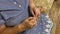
[23,17,37,29]
[33,7,41,17]
[29,4,41,17]
[1,17,37,34]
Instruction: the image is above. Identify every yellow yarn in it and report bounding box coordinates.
[34,0,54,14]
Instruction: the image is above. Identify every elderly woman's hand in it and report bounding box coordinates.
[23,17,37,29]
[29,0,41,17]
[1,17,38,34]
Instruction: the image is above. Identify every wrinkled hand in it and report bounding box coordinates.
[1,17,38,34]
[30,4,41,17]
[33,7,41,17]
[23,17,37,29]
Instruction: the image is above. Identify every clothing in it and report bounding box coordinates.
[18,0,53,34]
[19,13,53,34]
[0,0,29,26]
[0,0,53,34]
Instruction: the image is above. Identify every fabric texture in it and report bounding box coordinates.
[0,0,29,26]
[19,13,53,34]
[0,0,53,34]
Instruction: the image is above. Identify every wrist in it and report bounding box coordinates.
[15,23,27,33]
[0,25,6,33]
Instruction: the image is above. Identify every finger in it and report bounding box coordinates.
[25,17,34,21]
[29,20,37,26]
[30,8,36,17]
[33,20,37,25]
[30,18,37,23]
[31,17,37,21]
[25,17,37,23]
[33,8,40,17]
[31,10,35,17]
[31,17,38,23]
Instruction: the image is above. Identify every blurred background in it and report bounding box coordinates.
[34,0,60,34]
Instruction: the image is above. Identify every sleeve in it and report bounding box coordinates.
[3,7,29,27]
[0,0,29,27]
[0,14,5,26]
[5,10,29,27]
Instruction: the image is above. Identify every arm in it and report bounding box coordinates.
[0,25,6,34]
[2,17,37,34]
[1,0,40,34]
[2,23,27,34]
[0,13,25,34]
